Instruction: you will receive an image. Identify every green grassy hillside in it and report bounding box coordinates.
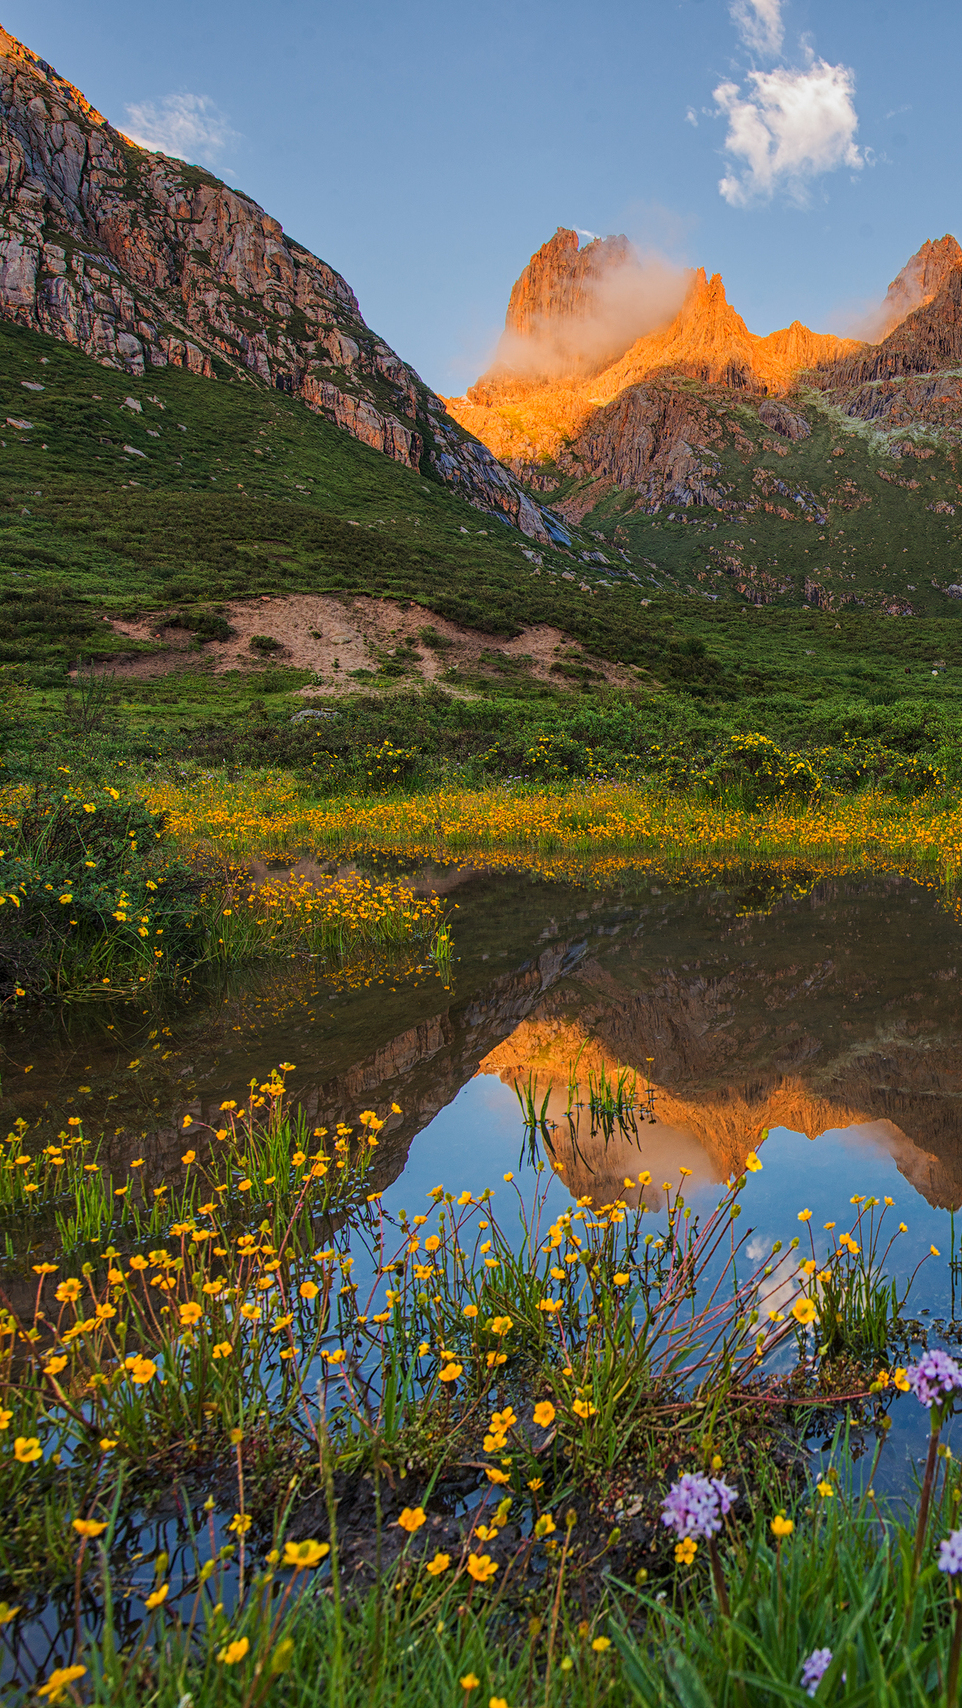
[0,317,644,680]
[5,316,962,781]
[543,380,962,618]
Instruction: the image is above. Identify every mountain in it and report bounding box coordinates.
[873,233,962,337]
[447,230,861,469]
[0,26,560,542]
[440,227,962,614]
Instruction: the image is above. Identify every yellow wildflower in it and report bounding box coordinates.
[38,1665,86,1702]
[217,1638,250,1665]
[282,1539,330,1568]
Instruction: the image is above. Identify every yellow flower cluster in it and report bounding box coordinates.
[141,774,962,897]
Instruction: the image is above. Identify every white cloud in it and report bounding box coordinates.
[715,60,862,206]
[685,106,699,127]
[729,0,784,57]
[123,93,239,166]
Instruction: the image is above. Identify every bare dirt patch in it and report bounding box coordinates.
[100,594,640,696]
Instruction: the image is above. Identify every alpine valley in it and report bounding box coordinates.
[3,20,962,733]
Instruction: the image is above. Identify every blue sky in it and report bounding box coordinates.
[11,1,962,393]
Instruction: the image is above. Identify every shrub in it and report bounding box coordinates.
[0,789,202,1001]
[249,633,282,655]
[522,731,602,781]
[704,732,821,809]
[356,739,423,790]
[172,607,234,643]
[817,740,946,797]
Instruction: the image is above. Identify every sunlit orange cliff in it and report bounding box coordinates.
[443,228,956,471]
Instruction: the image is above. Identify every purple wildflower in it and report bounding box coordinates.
[907,1349,962,1410]
[939,1529,962,1575]
[800,1649,833,1697]
[660,1473,738,1541]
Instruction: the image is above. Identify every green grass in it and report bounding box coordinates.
[5,315,962,729]
[31,1492,962,1707]
[548,377,962,618]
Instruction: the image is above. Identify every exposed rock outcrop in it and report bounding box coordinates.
[875,234,962,337]
[564,382,729,513]
[758,399,811,441]
[446,245,861,475]
[0,26,556,540]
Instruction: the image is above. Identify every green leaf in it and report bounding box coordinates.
[664,1648,718,1708]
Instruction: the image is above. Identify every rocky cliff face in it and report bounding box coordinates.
[875,234,962,336]
[505,229,633,337]
[448,242,860,474]
[447,226,962,527]
[0,26,555,541]
[821,262,962,393]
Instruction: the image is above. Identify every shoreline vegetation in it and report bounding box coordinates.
[2,1072,962,1704]
[144,771,962,886]
[4,757,962,1005]
[0,783,450,1006]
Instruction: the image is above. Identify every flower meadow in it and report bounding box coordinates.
[0,782,449,1005]
[3,1076,962,1703]
[8,766,962,1010]
[142,771,962,896]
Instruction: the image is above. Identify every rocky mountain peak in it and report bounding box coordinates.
[503,226,634,340]
[483,226,689,386]
[878,234,962,335]
[672,267,751,340]
[0,24,561,543]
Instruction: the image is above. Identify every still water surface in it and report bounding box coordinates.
[7,860,962,1684]
[5,860,962,1473]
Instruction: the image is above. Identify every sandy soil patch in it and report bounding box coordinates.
[100,594,639,696]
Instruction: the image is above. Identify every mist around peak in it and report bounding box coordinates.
[485,232,690,384]
[835,234,962,343]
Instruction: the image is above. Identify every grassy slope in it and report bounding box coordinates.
[0,319,646,675]
[4,317,962,754]
[551,381,962,616]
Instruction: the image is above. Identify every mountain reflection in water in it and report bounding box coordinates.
[4,865,962,1216]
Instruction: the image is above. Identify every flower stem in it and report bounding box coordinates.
[708,1537,730,1619]
[913,1422,941,1578]
[949,1594,962,1705]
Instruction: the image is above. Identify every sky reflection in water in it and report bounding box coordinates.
[374,1075,962,1494]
